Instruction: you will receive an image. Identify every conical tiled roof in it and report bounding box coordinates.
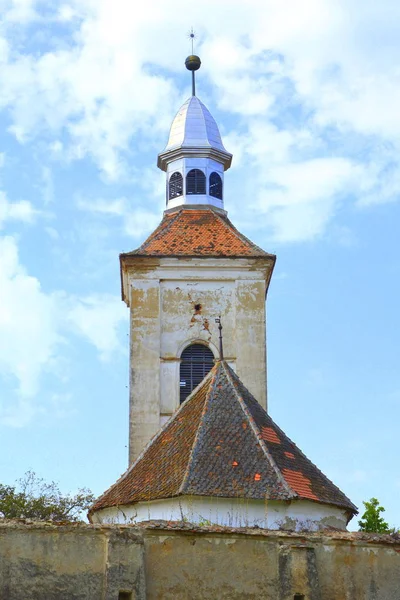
[90,362,357,517]
[121,208,274,258]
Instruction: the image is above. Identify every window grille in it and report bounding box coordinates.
[186,169,206,195]
[180,343,214,403]
[209,172,223,199]
[169,172,183,200]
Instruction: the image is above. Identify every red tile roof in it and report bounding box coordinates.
[121,208,274,258]
[90,362,357,517]
[261,426,281,444]
[282,469,319,501]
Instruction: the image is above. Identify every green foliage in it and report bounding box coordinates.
[0,471,95,522]
[358,497,390,533]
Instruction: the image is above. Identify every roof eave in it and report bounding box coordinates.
[89,491,358,518]
[119,252,276,303]
[265,254,276,295]
[157,146,233,172]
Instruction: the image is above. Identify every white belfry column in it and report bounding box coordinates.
[157,54,232,212]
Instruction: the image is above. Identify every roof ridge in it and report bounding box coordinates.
[213,211,273,257]
[221,362,295,499]
[135,209,183,253]
[184,96,210,149]
[122,207,275,258]
[178,365,219,495]
[89,372,207,515]
[88,403,180,516]
[265,415,358,512]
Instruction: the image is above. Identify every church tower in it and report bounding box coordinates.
[91,53,356,531]
[120,54,275,464]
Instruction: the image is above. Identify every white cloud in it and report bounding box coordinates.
[76,196,128,216]
[76,195,161,239]
[0,235,60,399]
[0,0,399,240]
[124,209,161,239]
[0,235,127,425]
[0,191,37,227]
[2,0,38,23]
[254,158,363,242]
[66,294,127,361]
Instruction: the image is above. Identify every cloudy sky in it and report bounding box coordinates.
[0,0,399,527]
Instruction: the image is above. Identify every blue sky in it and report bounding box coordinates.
[0,0,399,528]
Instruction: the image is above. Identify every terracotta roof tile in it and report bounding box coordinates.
[90,363,357,517]
[121,208,274,258]
[282,469,319,501]
[284,452,295,460]
[261,426,281,444]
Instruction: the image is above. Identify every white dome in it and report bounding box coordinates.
[157,96,232,172]
[164,96,228,153]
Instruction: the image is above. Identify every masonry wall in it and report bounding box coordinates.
[124,256,273,463]
[0,521,146,600]
[1,520,400,600]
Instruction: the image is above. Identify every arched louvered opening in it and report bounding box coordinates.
[209,172,223,199]
[180,343,214,404]
[186,169,206,195]
[169,172,183,200]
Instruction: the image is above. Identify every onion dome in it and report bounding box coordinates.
[157,97,232,172]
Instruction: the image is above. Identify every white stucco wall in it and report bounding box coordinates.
[92,496,349,531]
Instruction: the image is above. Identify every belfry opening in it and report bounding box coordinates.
[179,343,214,403]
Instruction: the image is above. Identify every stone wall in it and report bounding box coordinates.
[1,520,399,599]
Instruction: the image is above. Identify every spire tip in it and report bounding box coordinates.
[185,28,201,96]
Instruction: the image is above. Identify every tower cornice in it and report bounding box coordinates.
[157,145,232,172]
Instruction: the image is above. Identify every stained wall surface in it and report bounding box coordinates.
[1,520,400,600]
[125,256,273,463]
[0,521,145,600]
[143,525,400,600]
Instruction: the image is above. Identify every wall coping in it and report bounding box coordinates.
[1,518,399,548]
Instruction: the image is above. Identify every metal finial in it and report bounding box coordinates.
[215,316,224,360]
[188,27,196,54]
[185,28,201,96]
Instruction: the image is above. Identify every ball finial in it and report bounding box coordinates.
[185,55,201,72]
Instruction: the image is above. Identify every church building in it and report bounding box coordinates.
[89,54,357,531]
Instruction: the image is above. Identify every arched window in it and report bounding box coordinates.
[169,172,183,200]
[180,343,214,403]
[209,172,223,199]
[186,169,206,195]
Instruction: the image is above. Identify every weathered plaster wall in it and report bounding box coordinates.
[142,525,400,600]
[129,280,161,464]
[0,521,400,600]
[0,521,145,600]
[93,496,349,531]
[1,520,399,600]
[124,256,273,463]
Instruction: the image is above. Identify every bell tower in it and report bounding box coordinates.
[120,54,276,464]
